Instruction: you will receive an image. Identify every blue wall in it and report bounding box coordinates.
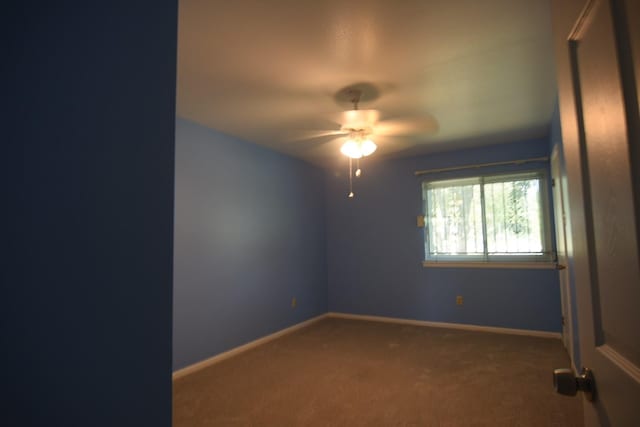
[5,1,177,426]
[326,139,563,332]
[173,118,328,370]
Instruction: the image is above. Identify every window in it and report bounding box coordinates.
[422,171,552,264]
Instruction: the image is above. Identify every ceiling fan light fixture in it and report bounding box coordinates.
[340,130,377,159]
[340,138,377,159]
[340,140,364,159]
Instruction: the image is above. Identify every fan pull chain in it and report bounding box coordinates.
[355,158,362,177]
[348,157,354,198]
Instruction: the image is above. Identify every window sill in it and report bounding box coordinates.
[422,261,558,270]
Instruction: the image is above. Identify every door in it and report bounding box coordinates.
[554,0,640,425]
[551,145,574,364]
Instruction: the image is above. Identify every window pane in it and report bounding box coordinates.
[426,182,483,257]
[484,178,543,254]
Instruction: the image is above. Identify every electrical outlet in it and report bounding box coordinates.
[456,295,463,305]
[291,297,297,308]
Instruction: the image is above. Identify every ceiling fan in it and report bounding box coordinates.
[337,94,380,160]
[304,83,438,198]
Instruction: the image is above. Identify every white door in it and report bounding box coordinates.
[551,145,574,364]
[554,0,640,425]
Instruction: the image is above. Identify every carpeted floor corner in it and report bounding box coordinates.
[173,317,583,426]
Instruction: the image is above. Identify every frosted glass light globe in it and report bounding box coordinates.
[340,140,363,159]
[360,139,377,156]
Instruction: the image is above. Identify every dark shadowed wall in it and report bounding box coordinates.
[173,118,328,370]
[326,138,562,332]
[4,1,177,426]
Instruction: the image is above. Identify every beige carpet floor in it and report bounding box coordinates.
[173,317,583,426]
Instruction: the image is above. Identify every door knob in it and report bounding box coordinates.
[553,367,596,401]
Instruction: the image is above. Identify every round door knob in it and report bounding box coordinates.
[553,367,596,401]
[553,368,577,396]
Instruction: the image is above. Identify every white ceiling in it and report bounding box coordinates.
[177,0,556,167]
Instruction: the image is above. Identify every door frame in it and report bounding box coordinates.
[552,3,604,423]
[550,144,575,367]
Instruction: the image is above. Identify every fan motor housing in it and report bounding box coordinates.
[340,109,379,133]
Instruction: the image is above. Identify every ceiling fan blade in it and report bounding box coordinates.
[289,135,347,154]
[311,135,348,149]
[282,129,347,142]
[374,115,439,136]
[304,136,352,161]
[369,134,417,152]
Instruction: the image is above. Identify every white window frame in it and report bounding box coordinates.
[422,170,554,268]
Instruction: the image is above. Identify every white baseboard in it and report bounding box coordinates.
[327,312,562,339]
[172,314,328,380]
